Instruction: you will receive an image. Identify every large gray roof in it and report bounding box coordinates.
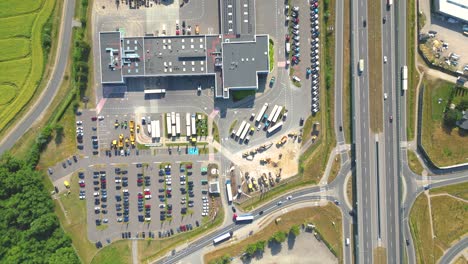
[100,32,123,83]
[222,35,269,89]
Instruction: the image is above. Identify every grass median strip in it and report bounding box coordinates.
[367,0,383,132]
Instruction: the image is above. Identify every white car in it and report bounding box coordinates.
[384,93,388,100]
[286,195,293,200]
[293,6,299,11]
[93,192,100,197]
[159,204,166,208]
[98,116,104,120]
[103,218,109,223]
[115,179,122,183]
[292,29,300,35]
[76,121,83,125]
[293,24,300,30]
[293,35,300,41]
[383,56,387,63]
[145,195,152,199]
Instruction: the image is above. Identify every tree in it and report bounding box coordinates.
[256,240,266,253]
[290,225,300,236]
[444,109,462,127]
[269,231,287,244]
[245,243,257,256]
[48,247,80,264]
[456,99,468,111]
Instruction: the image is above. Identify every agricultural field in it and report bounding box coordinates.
[0,0,56,134]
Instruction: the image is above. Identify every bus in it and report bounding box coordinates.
[213,231,233,244]
[358,59,364,73]
[401,65,408,91]
[226,180,233,203]
[256,103,269,123]
[235,214,254,223]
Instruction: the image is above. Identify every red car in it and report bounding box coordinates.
[293,18,299,23]
[91,116,97,121]
[144,191,151,195]
[145,204,151,209]
[138,193,143,199]
[314,2,318,7]
[176,29,180,35]
[285,34,290,41]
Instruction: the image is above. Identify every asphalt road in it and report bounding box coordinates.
[0,0,76,154]
[438,237,468,264]
[351,0,380,263]
[380,2,401,263]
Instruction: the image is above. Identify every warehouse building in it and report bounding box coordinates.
[434,0,468,23]
[99,0,269,99]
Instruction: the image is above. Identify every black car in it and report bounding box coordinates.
[94,198,100,205]
[383,17,386,24]
[259,210,264,215]
[62,162,66,168]
[363,19,367,27]
[232,206,236,213]
[73,155,78,162]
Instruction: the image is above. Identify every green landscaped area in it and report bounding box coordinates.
[367,0,382,132]
[205,204,343,263]
[407,150,424,175]
[429,181,468,200]
[406,0,418,140]
[410,187,468,264]
[232,90,256,101]
[0,0,56,135]
[91,240,132,264]
[421,77,468,166]
[269,38,274,72]
[55,172,99,263]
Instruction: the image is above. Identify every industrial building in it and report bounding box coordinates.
[99,0,269,99]
[434,0,468,23]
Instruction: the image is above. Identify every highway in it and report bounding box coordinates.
[380,1,401,263]
[0,0,76,154]
[351,0,381,263]
[438,237,468,264]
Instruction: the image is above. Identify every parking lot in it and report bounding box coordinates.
[80,160,216,241]
[420,2,468,73]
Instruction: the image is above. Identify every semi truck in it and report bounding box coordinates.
[236,121,247,138]
[175,113,181,135]
[267,121,283,134]
[358,59,364,73]
[267,105,279,123]
[401,65,408,91]
[272,106,283,123]
[239,122,251,142]
[255,103,269,123]
[166,113,172,135]
[191,114,197,136]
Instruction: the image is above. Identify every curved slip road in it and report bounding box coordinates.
[0,0,76,154]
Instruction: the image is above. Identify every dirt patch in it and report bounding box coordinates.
[235,135,302,195]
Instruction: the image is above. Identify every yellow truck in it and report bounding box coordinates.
[129,120,135,133]
[130,133,135,146]
[118,139,124,148]
[136,124,140,133]
[112,140,117,148]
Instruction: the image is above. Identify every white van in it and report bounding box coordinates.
[345,238,350,246]
[292,76,301,82]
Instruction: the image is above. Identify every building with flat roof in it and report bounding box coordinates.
[434,0,468,23]
[99,0,268,99]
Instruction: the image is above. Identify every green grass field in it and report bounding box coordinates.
[0,0,55,135]
[90,240,132,264]
[0,14,36,38]
[431,196,468,248]
[429,181,468,201]
[0,84,17,105]
[0,0,43,18]
[0,38,30,61]
[422,77,468,166]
